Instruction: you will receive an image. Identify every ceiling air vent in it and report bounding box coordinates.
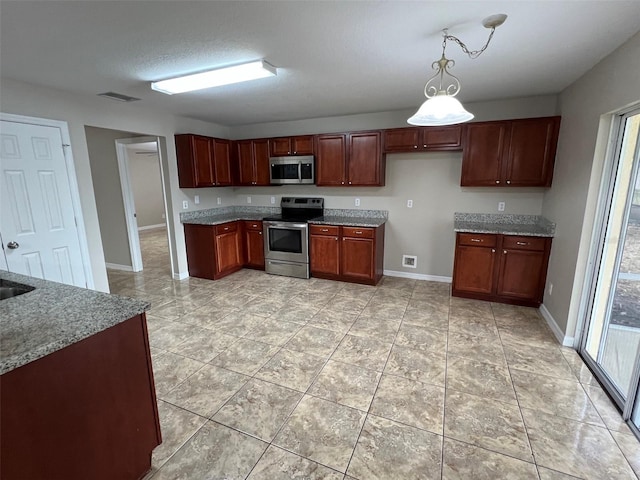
[97,91,141,102]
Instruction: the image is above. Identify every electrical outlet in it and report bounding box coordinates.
[402,255,417,268]
[217,197,221,205]
[247,196,252,204]
[194,195,200,205]
[270,196,276,204]
[548,283,553,295]
[182,200,188,209]
[498,201,505,212]
[355,198,361,207]
[407,199,413,208]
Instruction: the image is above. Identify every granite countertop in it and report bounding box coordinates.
[309,216,386,227]
[0,271,149,375]
[453,213,556,237]
[180,206,388,228]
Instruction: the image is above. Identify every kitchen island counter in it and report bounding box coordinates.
[0,270,149,375]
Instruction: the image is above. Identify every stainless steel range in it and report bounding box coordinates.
[263,197,324,279]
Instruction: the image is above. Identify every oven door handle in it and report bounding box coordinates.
[265,221,309,230]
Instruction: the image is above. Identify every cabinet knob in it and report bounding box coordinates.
[492,249,496,253]
[423,144,427,148]
[414,146,418,149]
[335,237,339,241]
[503,250,507,254]
[341,181,345,185]
[506,180,511,184]
[259,232,262,235]
[495,180,500,184]
[349,181,352,185]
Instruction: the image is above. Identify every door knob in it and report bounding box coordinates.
[7,241,19,249]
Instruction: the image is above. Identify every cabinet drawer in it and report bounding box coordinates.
[244,221,263,231]
[457,233,497,247]
[215,222,237,235]
[342,227,375,239]
[502,236,547,251]
[310,225,340,236]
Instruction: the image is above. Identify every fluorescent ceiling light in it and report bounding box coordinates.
[151,60,277,95]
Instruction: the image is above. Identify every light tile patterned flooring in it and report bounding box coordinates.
[107,228,640,480]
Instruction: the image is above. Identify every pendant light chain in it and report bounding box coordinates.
[442,26,497,60]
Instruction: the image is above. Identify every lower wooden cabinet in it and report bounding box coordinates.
[452,232,552,307]
[243,221,265,269]
[184,222,243,280]
[310,224,384,285]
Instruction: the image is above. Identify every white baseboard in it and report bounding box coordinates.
[105,262,134,272]
[138,223,166,231]
[539,303,575,346]
[383,270,452,283]
[173,271,189,280]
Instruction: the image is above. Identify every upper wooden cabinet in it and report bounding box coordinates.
[269,135,314,156]
[461,116,560,187]
[236,139,270,186]
[316,131,384,186]
[383,125,463,152]
[176,134,232,188]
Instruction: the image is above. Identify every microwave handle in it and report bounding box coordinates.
[298,161,303,183]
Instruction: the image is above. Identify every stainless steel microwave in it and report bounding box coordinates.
[269,156,315,185]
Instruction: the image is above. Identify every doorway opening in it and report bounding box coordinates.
[580,107,640,431]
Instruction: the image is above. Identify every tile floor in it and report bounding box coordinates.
[106,228,640,480]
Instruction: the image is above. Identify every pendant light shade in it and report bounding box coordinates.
[407,93,474,126]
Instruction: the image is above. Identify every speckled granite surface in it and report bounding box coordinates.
[0,271,149,375]
[309,216,386,227]
[181,206,388,227]
[454,212,555,237]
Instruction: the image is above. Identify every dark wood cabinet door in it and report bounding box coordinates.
[292,135,314,155]
[461,122,509,186]
[496,248,546,301]
[383,128,421,152]
[192,135,215,187]
[316,134,347,185]
[184,224,216,279]
[236,140,255,185]
[422,125,462,150]
[452,245,496,295]
[505,117,560,187]
[348,131,383,186]
[213,139,232,186]
[269,137,291,156]
[245,229,265,268]
[253,139,271,185]
[215,230,241,276]
[310,234,340,275]
[341,237,374,281]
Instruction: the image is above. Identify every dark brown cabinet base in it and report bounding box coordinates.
[184,222,243,280]
[310,224,384,285]
[0,314,161,480]
[452,232,552,307]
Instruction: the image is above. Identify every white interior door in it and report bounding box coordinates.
[1,120,87,287]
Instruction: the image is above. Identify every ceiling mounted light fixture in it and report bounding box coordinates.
[151,59,277,95]
[408,14,507,126]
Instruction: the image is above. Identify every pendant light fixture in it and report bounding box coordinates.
[408,14,507,126]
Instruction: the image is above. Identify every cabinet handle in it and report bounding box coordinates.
[516,241,529,246]
[224,227,229,231]
[252,224,258,227]
[355,231,363,234]
[495,180,500,184]
[321,228,329,232]
[470,238,482,243]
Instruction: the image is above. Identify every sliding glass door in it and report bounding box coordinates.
[581,109,640,411]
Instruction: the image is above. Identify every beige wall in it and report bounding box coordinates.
[541,31,640,340]
[127,148,165,228]
[85,126,139,267]
[0,78,230,291]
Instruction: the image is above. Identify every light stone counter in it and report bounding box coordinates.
[453,213,556,237]
[0,271,149,375]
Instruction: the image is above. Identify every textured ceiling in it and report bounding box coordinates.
[1,1,639,127]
